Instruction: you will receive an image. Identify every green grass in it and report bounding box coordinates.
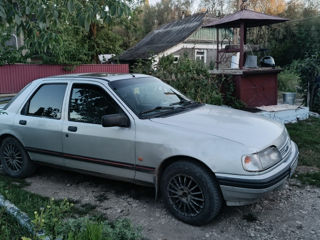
[297,172,320,187]
[286,117,320,168]
[0,175,54,218]
[0,174,142,240]
[286,117,320,186]
[0,174,98,218]
[0,207,32,240]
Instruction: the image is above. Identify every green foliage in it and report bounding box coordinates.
[132,55,245,108]
[278,69,300,92]
[32,199,74,238]
[0,29,25,65]
[267,3,320,67]
[286,53,320,112]
[95,26,124,56]
[0,0,132,65]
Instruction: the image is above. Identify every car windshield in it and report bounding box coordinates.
[109,77,201,118]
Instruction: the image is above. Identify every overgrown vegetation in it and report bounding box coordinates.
[282,53,320,113]
[278,69,300,92]
[0,174,142,240]
[132,55,245,108]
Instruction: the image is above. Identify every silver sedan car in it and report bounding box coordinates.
[0,73,299,225]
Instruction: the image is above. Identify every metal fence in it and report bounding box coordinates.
[0,64,129,93]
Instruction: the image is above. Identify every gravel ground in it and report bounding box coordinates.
[20,166,320,240]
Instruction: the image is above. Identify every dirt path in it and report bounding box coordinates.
[23,166,320,240]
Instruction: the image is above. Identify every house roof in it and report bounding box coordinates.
[204,9,288,28]
[117,13,206,61]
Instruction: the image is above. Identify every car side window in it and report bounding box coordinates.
[69,83,121,124]
[21,84,67,119]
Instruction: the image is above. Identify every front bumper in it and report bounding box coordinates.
[216,141,299,206]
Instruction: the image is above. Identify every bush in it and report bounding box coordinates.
[287,52,320,112]
[132,55,244,108]
[278,69,300,92]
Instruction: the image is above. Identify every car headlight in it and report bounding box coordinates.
[242,146,282,172]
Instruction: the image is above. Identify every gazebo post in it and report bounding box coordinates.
[239,22,245,69]
[216,28,219,70]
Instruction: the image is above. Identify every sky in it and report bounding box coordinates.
[149,0,202,12]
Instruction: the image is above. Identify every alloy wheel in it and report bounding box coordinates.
[167,174,205,217]
[2,143,23,172]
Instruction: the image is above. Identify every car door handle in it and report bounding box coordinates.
[68,126,77,132]
[19,120,27,125]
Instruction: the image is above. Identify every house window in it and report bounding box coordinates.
[173,55,180,63]
[195,50,207,63]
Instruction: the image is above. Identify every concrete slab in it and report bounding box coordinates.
[255,104,309,124]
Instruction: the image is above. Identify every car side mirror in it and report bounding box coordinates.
[102,113,130,128]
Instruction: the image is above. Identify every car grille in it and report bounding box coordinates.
[279,137,292,161]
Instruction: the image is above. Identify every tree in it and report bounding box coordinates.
[266,0,320,66]
[140,0,193,36]
[246,0,287,15]
[197,0,227,16]
[0,0,133,64]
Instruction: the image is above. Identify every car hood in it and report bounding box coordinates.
[150,104,284,150]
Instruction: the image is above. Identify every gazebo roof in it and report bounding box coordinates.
[204,9,288,28]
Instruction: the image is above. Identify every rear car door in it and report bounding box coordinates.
[62,81,135,180]
[14,82,68,166]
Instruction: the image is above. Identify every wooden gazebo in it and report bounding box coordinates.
[205,8,288,107]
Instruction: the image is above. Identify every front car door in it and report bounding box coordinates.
[62,81,135,181]
[14,82,68,166]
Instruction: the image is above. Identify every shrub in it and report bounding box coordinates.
[278,69,300,92]
[132,55,245,108]
[287,52,320,112]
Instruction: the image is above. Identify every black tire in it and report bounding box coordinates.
[0,137,36,178]
[161,160,223,226]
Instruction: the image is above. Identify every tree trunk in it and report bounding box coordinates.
[89,22,99,63]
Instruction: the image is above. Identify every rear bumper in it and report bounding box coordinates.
[216,141,299,206]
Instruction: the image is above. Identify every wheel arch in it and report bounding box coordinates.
[155,155,220,199]
[0,133,24,147]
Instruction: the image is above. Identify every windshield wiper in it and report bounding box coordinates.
[139,106,175,116]
[170,99,193,106]
[165,90,195,107]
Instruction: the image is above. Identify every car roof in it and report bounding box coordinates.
[48,73,150,82]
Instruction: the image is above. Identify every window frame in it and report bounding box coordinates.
[195,49,207,64]
[67,82,125,125]
[20,83,68,120]
[173,55,180,64]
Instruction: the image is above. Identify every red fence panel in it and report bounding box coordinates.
[0,64,129,93]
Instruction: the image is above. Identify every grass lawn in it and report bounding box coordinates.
[286,117,320,186]
[286,117,320,168]
[0,174,142,240]
[0,207,32,240]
